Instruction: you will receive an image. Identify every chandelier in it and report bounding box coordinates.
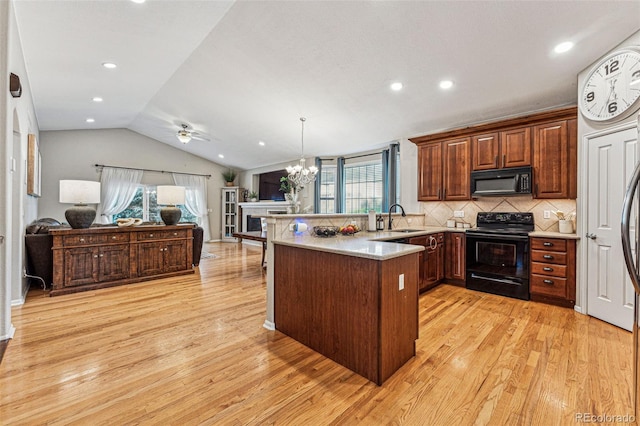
[286,117,318,189]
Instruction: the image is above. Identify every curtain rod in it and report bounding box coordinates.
[94,164,211,178]
[318,142,399,162]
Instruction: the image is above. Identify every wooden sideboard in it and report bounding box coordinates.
[50,224,194,296]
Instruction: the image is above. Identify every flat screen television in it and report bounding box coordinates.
[259,170,288,201]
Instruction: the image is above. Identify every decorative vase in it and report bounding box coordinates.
[559,219,573,234]
[225,181,234,187]
[286,191,300,214]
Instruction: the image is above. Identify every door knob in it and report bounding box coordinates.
[586,233,597,240]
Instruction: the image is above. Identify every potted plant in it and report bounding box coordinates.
[248,190,258,202]
[222,169,237,187]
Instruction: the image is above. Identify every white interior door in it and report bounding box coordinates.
[587,127,638,331]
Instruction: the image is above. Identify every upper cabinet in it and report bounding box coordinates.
[472,127,531,171]
[533,119,577,199]
[411,107,577,200]
[418,138,470,201]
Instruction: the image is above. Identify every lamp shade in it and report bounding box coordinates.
[157,185,186,205]
[59,180,101,204]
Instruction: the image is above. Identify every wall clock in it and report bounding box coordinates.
[580,47,640,123]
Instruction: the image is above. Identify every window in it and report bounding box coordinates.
[114,185,198,224]
[344,161,383,214]
[319,166,336,214]
[316,144,398,214]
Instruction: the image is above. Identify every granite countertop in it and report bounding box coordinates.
[271,226,460,260]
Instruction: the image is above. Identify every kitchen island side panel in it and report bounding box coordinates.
[274,244,419,384]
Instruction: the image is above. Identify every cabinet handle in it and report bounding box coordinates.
[543,255,554,259]
[429,236,437,250]
[173,233,178,236]
[543,267,553,272]
[99,254,104,257]
[112,236,117,240]
[160,248,164,252]
[502,154,506,168]
[80,238,85,242]
[93,254,98,258]
[543,279,554,285]
[150,234,154,237]
[543,242,553,247]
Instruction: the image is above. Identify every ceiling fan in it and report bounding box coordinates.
[176,124,209,144]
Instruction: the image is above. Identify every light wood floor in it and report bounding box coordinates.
[1,242,636,425]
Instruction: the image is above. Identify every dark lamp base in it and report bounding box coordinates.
[160,206,182,225]
[65,205,96,229]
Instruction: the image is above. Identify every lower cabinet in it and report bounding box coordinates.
[51,225,194,296]
[529,236,576,307]
[445,232,466,284]
[410,233,444,292]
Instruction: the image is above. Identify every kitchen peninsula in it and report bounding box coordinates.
[265,212,431,384]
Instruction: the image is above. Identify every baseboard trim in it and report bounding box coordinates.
[263,320,275,331]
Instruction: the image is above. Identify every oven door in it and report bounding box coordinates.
[465,232,530,300]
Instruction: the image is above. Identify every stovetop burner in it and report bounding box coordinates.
[466,212,534,235]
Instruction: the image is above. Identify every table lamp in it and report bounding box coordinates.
[157,185,186,225]
[59,180,101,229]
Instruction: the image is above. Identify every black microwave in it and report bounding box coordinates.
[470,166,532,197]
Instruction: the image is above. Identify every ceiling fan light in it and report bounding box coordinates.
[177,131,191,144]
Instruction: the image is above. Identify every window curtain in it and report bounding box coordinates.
[172,173,210,242]
[98,167,143,224]
[314,157,322,213]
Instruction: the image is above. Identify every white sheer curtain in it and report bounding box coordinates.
[98,167,144,224]
[172,173,210,241]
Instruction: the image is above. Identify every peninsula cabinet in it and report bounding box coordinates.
[409,233,444,291]
[50,224,194,296]
[418,138,470,201]
[472,127,531,171]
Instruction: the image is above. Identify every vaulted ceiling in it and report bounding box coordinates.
[13,1,640,170]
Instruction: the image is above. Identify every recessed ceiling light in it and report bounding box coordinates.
[554,41,574,54]
[131,0,146,3]
[259,141,265,146]
[86,118,95,123]
[92,97,103,102]
[390,82,403,91]
[102,62,117,69]
[218,154,224,159]
[439,80,454,90]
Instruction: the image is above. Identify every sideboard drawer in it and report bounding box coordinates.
[137,229,188,241]
[63,234,107,246]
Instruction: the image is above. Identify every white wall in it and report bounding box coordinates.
[576,29,640,313]
[398,139,419,213]
[39,129,230,241]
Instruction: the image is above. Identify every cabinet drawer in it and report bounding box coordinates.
[531,274,567,298]
[62,233,129,246]
[531,262,567,278]
[531,250,567,265]
[531,238,567,252]
[137,230,187,240]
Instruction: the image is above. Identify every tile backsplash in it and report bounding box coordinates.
[420,196,576,232]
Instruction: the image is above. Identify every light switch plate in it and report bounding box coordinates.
[543,210,551,219]
[453,211,464,218]
[399,274,404,291]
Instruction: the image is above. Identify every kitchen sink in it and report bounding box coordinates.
[390,229,424,233]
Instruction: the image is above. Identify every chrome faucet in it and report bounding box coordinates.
[388,203,406,230]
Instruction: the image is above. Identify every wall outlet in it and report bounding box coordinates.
[543,210,551,219]
[453,210,464,218]
[399,273,405,291]
[407,218,412,224]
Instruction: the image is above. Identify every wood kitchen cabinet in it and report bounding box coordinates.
[418,138,470,201]
[51,224,194,296]
[529,236,576,307]
[472,128,532,171]
[411,106,577,200]
[445,232,465,284]
[533,119,577,199]
[410,233,444,291]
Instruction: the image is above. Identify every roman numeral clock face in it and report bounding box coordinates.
[580,48,640,123]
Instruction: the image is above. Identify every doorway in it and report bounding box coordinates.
[586,124,638,331]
